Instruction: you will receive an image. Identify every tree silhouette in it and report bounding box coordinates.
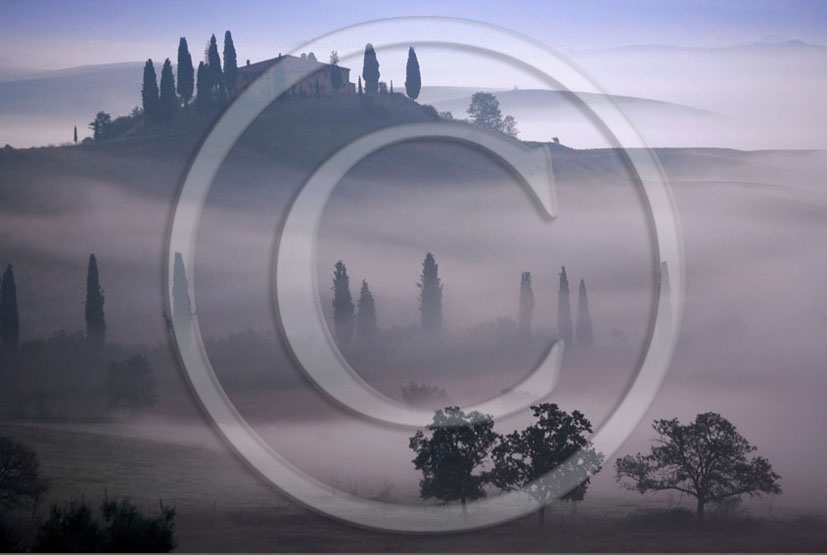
[356,279,377,346]
[85,254,105,349]
[492,404,603,526]
[176,37,194,112]
[73,125,77,144]
[332,261,355,348]
[0,264,20,351]
[405,47,421,100]
[172,252,193,346]
[223,30,238,93]
[141,59,159,124]
[158,58,177,123]
[410,407,497,512]
[357,76,363,97]
[467,92,518,136]
[88,111,112,142]
[195,61,209,115]
[615,412,782,521]
[557,266,573,345]
[206,34,224,106]
[576,279,593,348]
[362,43,380,95]
[418,252,443,335]
[329,50,339,65]
[517,272,534,339]
[0,436,47,510]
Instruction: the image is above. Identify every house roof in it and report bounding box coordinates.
[238,54,349,75]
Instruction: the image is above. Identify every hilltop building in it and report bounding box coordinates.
[235,53,356,97]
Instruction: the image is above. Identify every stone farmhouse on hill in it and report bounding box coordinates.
[235,53,356,97]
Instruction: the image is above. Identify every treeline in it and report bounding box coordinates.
[330,253,594,350]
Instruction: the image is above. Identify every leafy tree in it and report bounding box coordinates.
[176,37,194,111]
[361,43,380,95]
[85,254,105,349]
[206,34,224,106]
[88,111,112,142]
[141,59,159,124]
[418,252,443,334]
[0,436,47,510]
[576,279,593,348]
[329,50,339,65]
[410,407,497,511]
[158,58,177,123]
[557,266,573,345]
[106,354,157,411]
[0,264,20,351]
[467,92,518,136]
[223,30,238,92]
[332,261,354,348]
[491,404,602,526]
[517,272,534,339]
[356,279,377,346]
[34,502,101,552]
[615,412,782,521]
[405,46,421,100]
[306,51,318,63]
[195,61,209,115]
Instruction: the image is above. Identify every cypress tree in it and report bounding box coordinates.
[141,59,160,124]
[356,279,378,346]
[517,272,534,339]
[558,266,573,345]
[177,37,194,111]
[0,263,20,351]
[576,279,593,348]
[85,254,106,348]
[418,253,443,334]
[195,61,209,115]
[206,34,224,105]
[361,43,380,95]
[73,125,77,144]
[332,261,354,348]
[172,252,193,346]
[159,58,177,123]
[358,76,363,96]
[223,30,238,93]
[405,46,421,100]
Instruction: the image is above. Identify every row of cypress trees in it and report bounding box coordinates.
[331,254,595,349]
[0,255,106,353]
[141,31,238,124]
[357,44,422,101]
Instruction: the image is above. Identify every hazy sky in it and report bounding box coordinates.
[2,0,826,69]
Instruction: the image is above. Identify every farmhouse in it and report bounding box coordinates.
[235,53,356,97]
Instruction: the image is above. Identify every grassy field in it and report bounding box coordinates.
[2,421,826,552]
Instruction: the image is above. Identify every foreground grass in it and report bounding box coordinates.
[2,422,826,552]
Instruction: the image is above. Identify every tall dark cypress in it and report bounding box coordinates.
[223,31,238,93]
[172,252,193,346]
[177,37,195,110]
[418,253,443,334]
[85,254,106,348]
[576,278,594,348]
[361,43,380,95]
[356,280,378,346]
[206,34,224,105]
[158,58,177,123]
[517,272,534,339]
[405,46,421,100]
[0,264,20,351]
[332,261,354,348]
[73,125,78,144]
[558,266,573,345]
[141,59,159,124]
[195,61,209,115]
